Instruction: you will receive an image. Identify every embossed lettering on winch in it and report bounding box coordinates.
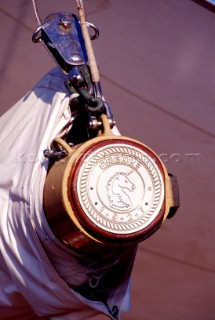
[77,143,165,234]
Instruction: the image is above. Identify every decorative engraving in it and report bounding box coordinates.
[107,171,135,210]
[76,143,164,235]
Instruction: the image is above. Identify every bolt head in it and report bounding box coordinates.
[60,16,71,29]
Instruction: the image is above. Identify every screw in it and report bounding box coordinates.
[60,16,71,29]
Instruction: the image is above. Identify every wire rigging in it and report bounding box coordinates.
[32,0,42,25]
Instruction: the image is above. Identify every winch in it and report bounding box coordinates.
[32,1,179,253]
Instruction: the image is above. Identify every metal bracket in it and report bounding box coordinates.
[32,12,99,74]
[32,11,115,132]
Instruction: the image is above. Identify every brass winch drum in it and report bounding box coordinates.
[43,117,177,251]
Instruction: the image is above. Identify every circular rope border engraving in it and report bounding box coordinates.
[77,143,165,235]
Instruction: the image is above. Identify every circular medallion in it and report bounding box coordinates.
[75,141,165,236]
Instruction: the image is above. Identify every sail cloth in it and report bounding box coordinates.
[0,67,137,320]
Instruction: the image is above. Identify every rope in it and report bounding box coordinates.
[76,0,100,83]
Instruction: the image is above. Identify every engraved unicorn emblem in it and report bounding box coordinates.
[107,171,135,210]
